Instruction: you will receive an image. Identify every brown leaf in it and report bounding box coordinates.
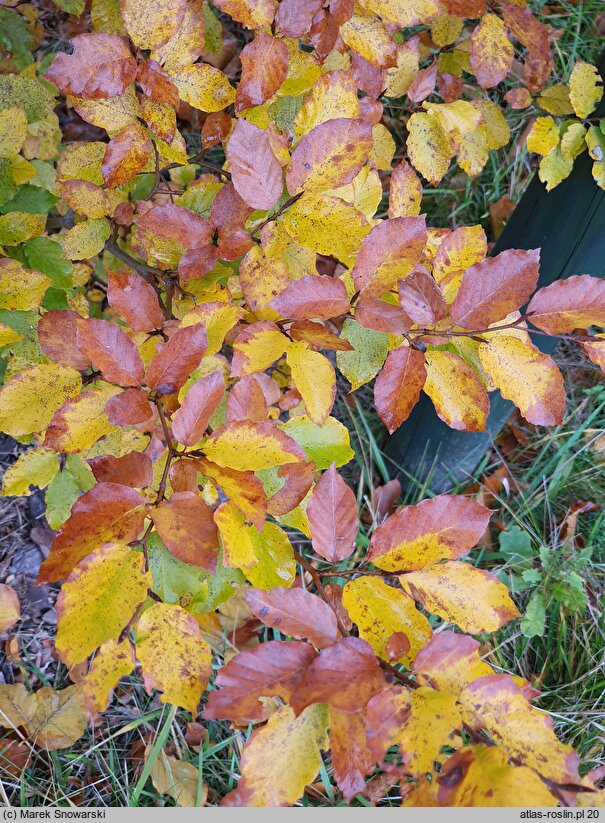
[470,14,514,89]
[451,248,541,330]
[398,267,446,326]
[203,640,317,722]
[38,483,147,583]
[137,59,180,108]
[290,636,387,715]
[354,298,412,334]
[89,452,153,488]
[275,0,322,36]
[178,246,218,283]
[105,388,154,426]
[246,587,340,648]
[102,123,152,189]
[330,708,374,804]
[146,323,207,395]
[38,310,91,371]
[136,203,212,249]
[201,112,232,150]
[151,491,219,572]
[76,318,144,387]
[235,34,289,112]
[270,274,350,321]
[226,118,283,211]
[198,458,267,532]
[46,34,137,99]
[172,370,225,445]
[289,321,354,351]
[107,271,164,333]
[407,60,437,103]
[526,274,605,334]
[286,118,373,195]
[0,584,20,631]
[210,182,254,261]
[368,494,491,572]
[307,463,358,562]
[352,216,427,298]
[374,346,426,434]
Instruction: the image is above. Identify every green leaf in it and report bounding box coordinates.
[203,3,223,54]
[498,526,534,568]
[0,185,58,215]
[24,236,73,289]
[521,591,546,638]
[53,0,86,14]
[279,415,354,470]
[0,8,34,70]
[336,318,389,391]
[45,455,95,530]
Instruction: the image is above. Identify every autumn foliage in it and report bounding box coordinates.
[0,0,605,808]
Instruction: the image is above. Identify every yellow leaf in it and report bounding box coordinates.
[0,364,82,438]
[0,584,20,631]
[171,64,236,112]
[232,321,289,375]
[427,745,559,806]
[204,421,305,471]
[400,561,520,633]
[370,123,396,171]
[81,639,135,713]
[287,342,335,425]
[69,86,142,137]
[136,602,212,713]
[474,99,509,150]
[326,164,383,220]
[432,224,487,289]
[538,146,573,191]
[62,218,111,261]
[537,84,574,116]
[388,161,422,218]
[412,631,494,696]
[459,675,583,785]
[120,0,185,50]
[0,105,27,158]
[56,543,151,667]
[560,122,587,160]
[470,14,514,89]
[339,14,396,68]
[431,14,463,48]
[278,39,321,97]
[294,70,359,137]
[569,61,603,119]
[214,500,259,568]
[57,141,106,185]
[44,383,121,453]
[424,101,483,147]
[423,349,489,432]
[0,212,46,245]
[384,41,419,98]
[149,747,205,807]
[282,192,371,266]
[342,576,432,666]
[0,322,23,347]
[224,704,329,806]
[363,0,440,26]
[406,112,453,185]
[2,448,60,497]
[244,520,296,590]
[526,116,559,156]
[478,336,565,426]
[0,259,51,311]
[0,684,87,750]
[279,415,354,470]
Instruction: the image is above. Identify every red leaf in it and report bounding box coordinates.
[210,182,254,261]
[526,274,605,334]
[102,123,152,189]
[246,587,340,648]
[203,640,317,722]
[46,33,137,99]
[374,347,427,434]
[290,636,387,715]
[171,370,225,446]
[226,375,268,423]
[105,388,154,426]
[307,463,358,562]
[38,483,147,583]
[136,59,179,108]
[146,324,207,395]
[107,271,164,333]
[354,298,412,334]
[330,709,374,803]
[178,245,218,284]
[407,60,437,103]
[226,118,283,211]
[151,491,219,572]
[398,267,446,326]
[38,310,91,370]
[89,452,153,488]
[135,203,212,250]
[76,318,144,387]
[275,0,322,36]
[352,216,427,298]
[266,461,315,517]
[235,34,289,112]
[270,274,350,320]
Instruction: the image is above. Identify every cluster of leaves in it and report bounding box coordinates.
[0,0,605,808]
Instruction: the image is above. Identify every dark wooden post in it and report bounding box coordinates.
[385,52,605,494]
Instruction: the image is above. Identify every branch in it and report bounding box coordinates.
[104,235,171,318]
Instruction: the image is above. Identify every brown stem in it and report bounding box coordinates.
[251,192,304,238]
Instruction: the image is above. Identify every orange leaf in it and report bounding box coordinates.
[307,463,358,562]
[151,492,219,572]
[246,587,340,648]
[374,346,426,434]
